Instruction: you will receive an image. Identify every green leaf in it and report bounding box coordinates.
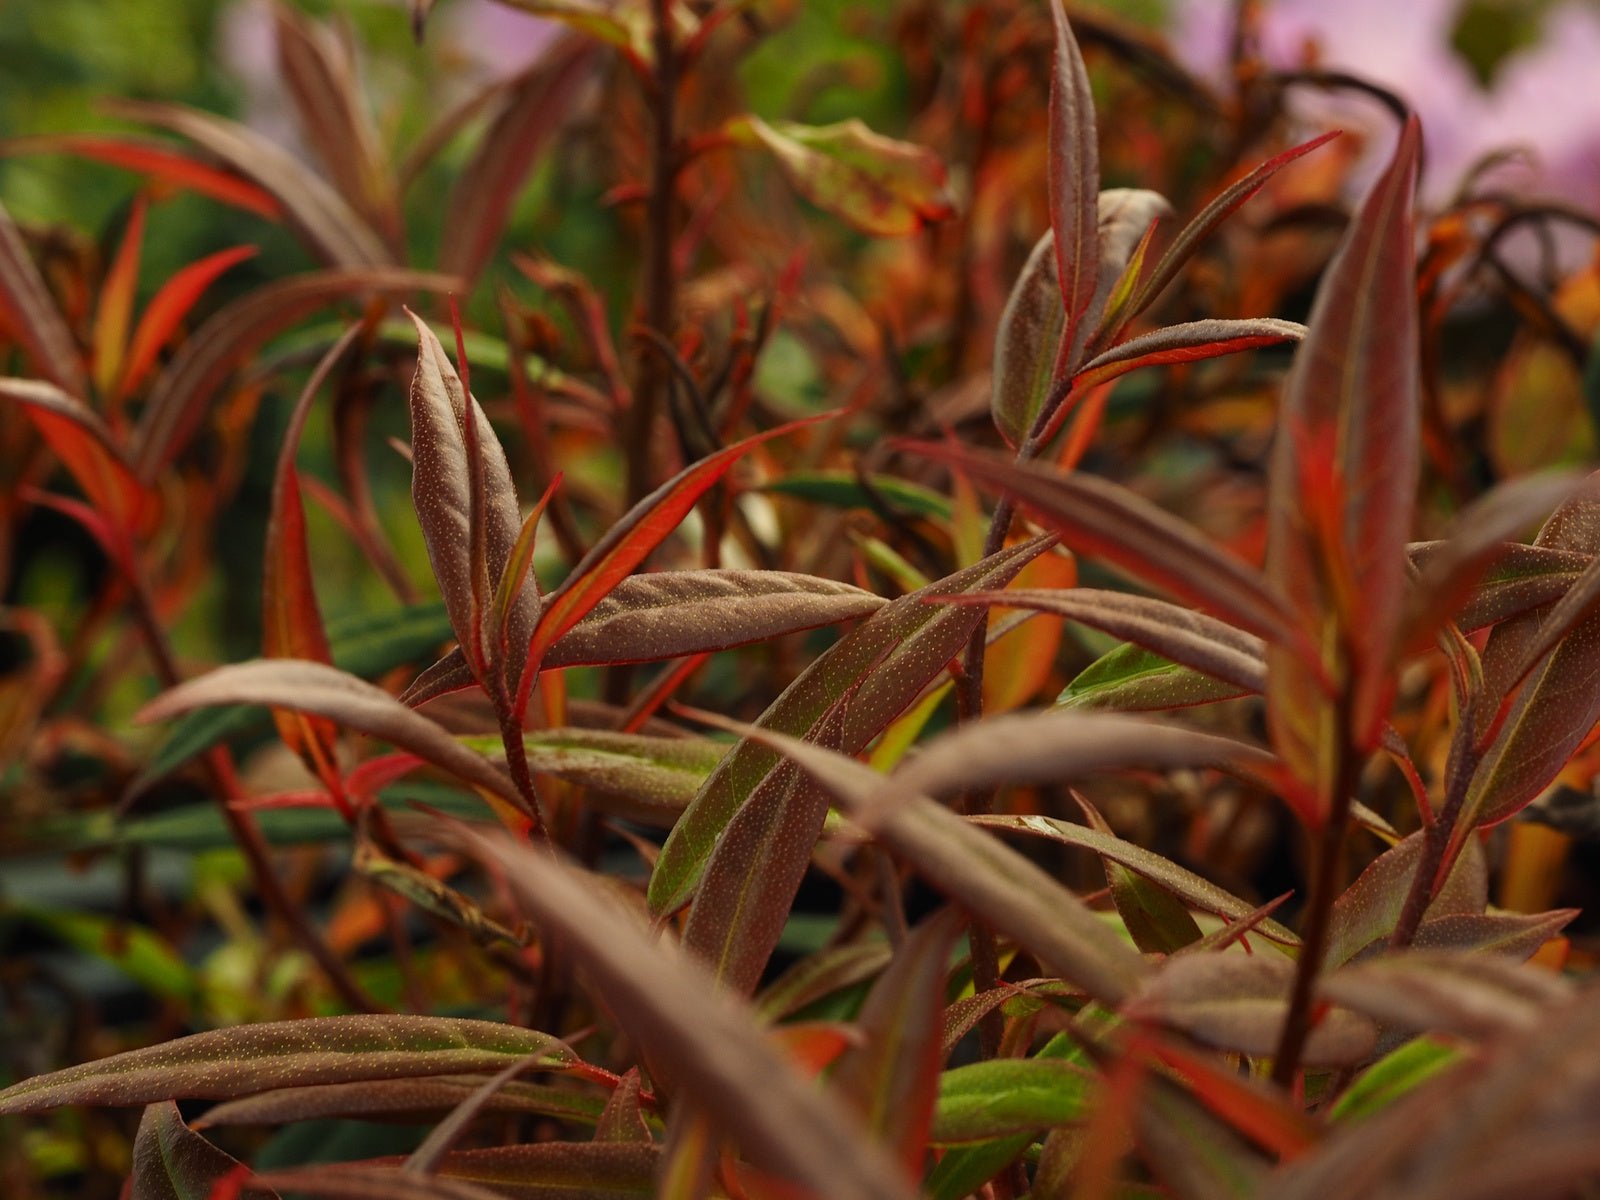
[760,470,953,520]
[1330,1038,1461,1122]
[7,907,196,1005]
[1059,642,1250,711]
[0,1017,578,1115]
[931,1058,1095,1143]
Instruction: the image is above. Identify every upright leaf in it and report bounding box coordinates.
[0,197,87,396]
[830,910,963,1177]
[441,39,598,283]
[408,311,532,694]
[263,325,362,797]
[1265,117,1422,809]
[133,267,458,479]
[1046,0,1099,367]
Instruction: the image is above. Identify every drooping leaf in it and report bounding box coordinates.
[831,910,962,1175]
[455,830,916,1200]
[441,39,599,283]
[1319,950,1574,1040]
[910,442,1294,643]
[1073,318,1305,392]
[1264,117,1422,806]
[649,537,1050,921]
[196,1077,607,1129]
[0,197,88,396]
[1125,952,1376,1066]
[730,115,955,237]
[135,659,526,814]
[931,1058,1096,1143]
[132,268,458,479]
[0,1017,577,1114]
[106,99,390,268]
[130,1102,279,1200]
[0,133,283,217]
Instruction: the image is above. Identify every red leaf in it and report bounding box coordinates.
[263,326,363,802]
[130,1102,280,1200]
[92,195,146,401]
[0,134,284,218]
[1046,0,1099,368]
[0,198,87,396]
[519,414,834,716]
[118,245,257,400]
[1265,117,1422,809]
[1073,317,1305,393]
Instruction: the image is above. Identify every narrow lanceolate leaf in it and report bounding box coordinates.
[1438,542,1589,632]
[196,1077,606,1129]
[992,232,1066,449]
[1453,476,1600,857]
[133,268,458,480]
[972,815,1298,948]
[1412,909,1577,960]
[0,1017,577,1114]
[831,910,962,1176]
[545,570,885,667]
[730,115,954,237]
[650,538,1048,919]
[1329,1038,1461,1123]
[408,312,532,693]
[118,245,257,399]
[1073,318,1305,392]
[408,568,885,701]
[932,1058,1095,1143]
[755,941,894,1022]
[522,414,835,716]
[715,723,1150,1004]
[107,99,390,268]
[0,199,87,396]
[252,1166,504,1200]
[135,660,526,813]
[1046,0,1099,366]
[130,1102,279,1200]
[1271,983,1600,1200]
[992,192,1175,448]
[263,326,362,794]
[92,196,145,398]
[273,6,401,248]
[911,443,1294,644]
[1319,951,1575,1040]
[1324,831,1486,969]
[442,39,598,283]
[1265,117,1422,805]
[1125,953,1377,1066]
[952,588,1265,694]
[1059,642,1251,711]
[1124,131,1341,327]
[469,727,724,827]
[0,134,283,218]
[0,378,149,536]
[761,470,953,519]
[1400,471,1580,652]
[456,831,917,1200]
